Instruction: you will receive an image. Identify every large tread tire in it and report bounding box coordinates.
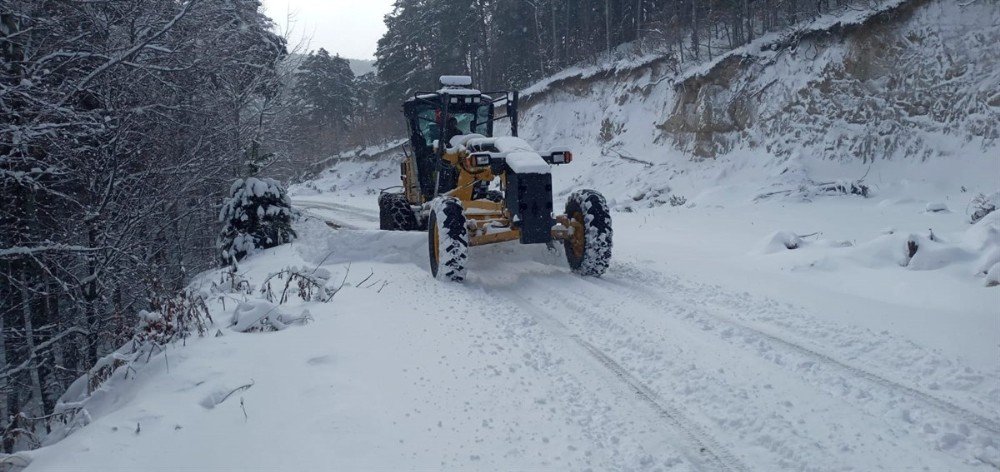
[484,190,503,203]
[564,189,613,276]
[428,196,469,282]
[378,193,418,231]
[471,182,502,202]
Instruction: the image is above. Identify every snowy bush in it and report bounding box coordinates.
[230,300,311,333]
[259,266,336,304]
[218,177,297,265]
[599,118,624,144]
[761,231,804,253]
[137,291,214,346]
[756,179,870,202]
[985,263,1000,287]
[969,192,998,224]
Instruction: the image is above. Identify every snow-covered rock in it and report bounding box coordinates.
[760,231,804,253]
[925,202,949,213]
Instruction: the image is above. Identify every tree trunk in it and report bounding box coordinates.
[691,0,699,60]
[550,0,558,67]
[20,270,45,416]
[605,0,611,55]
[532,2,546,74]
[85,226,100,366]
[707,1,713,59]
[0,265,8,427]
[635,0,643,52]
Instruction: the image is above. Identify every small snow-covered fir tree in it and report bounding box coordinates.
[218,177,297,265]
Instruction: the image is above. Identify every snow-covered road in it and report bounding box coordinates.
[23,165,999,471]
[293,197,381,229]
[284,194,999,470]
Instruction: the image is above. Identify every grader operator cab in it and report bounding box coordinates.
[378,75,612,281]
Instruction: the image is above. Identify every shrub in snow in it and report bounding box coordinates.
[599,118,624,143]
[136,291,213,346]
[669,194,688,207]
[259,266,337,303]
[969,192,998,224]
[218,177,297,265]
[756,180,870,202]
[45,291,216,445]
[985,263,1000,287]
[230,300,311,332]
[901,231,975,271]
[215,267,254,296]
[761,231,804,253]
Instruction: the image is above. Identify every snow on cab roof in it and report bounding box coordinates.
[435,87,482,95]
[410,89,488,102]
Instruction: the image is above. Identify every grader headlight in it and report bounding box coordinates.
[465,152,492,169]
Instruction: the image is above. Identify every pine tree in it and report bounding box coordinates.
[288,49,358,157]
[376,0,438,103]
[292,49,357,131]
[218,178,297,265]
[491,0,543,88]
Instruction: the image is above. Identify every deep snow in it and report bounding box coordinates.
[12,0,1000,470]
[19,167,999,470]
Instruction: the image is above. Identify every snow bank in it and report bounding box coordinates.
[758,210,1000,287]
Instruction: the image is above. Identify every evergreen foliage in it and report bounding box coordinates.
[218,178,298,265]
[374,0,879,103]
[288,49,360,158]
[292,49,357,131]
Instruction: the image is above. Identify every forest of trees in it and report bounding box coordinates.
[375,0,860,101]
[0,0,290,449]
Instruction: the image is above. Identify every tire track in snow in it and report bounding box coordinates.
[298,211,358,230]
[293,198,380,222]
[499,291,747,472]
[572,336,747,472]
[596,267,1000,437]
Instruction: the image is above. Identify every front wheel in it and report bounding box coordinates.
[564,189,612,276]
[379,192,418,231]
[428,196,468,281]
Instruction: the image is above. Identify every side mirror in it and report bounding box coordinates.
[542,149,573,165]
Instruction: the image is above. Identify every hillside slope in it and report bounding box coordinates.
[520,0,997,163]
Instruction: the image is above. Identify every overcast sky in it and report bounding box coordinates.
[262,0,395,60]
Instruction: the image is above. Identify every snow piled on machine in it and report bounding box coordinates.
[450,135,553,174]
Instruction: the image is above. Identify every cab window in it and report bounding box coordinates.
[413,102,493,145]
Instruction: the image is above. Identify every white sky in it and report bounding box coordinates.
[262,0,395,60]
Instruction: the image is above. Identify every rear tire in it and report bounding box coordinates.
[564,189,612,276]
[379,193,418,231]
[428,197,468,281]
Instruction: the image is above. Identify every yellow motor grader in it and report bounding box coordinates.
[378,75,612,281]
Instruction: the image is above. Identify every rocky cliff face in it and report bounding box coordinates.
[665,0,999,161]
[521,0,998,164]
